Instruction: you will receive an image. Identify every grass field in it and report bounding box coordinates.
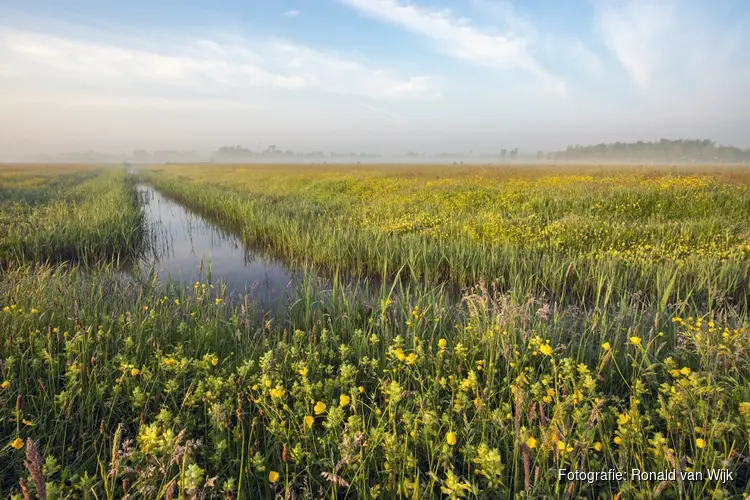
[2,164,750,499]
[0,165,144,267]
[144,164,750,306]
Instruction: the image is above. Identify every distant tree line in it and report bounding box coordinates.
[212,145,384,161]
[554,139,750,163]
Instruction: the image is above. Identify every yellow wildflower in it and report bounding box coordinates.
[358,386,365,393]
[304,416,314,429]
[446,431,457,446]
[10,437,24,450]
[130,368,140,377]
[314,401,327,415]
[695,438,706,449]
[680,367,691,376]
[269,386,285,399]
[1,380,9,390]
[268,471,279,483]
[539,343,553,356]
[525,436,537,449]
[593,442,603,452]
[629,336,642,346]
[405,353,418,365]
[438,338,447,349]
[602,342,611,351]
[614,436,623,445]
[339,394,351,407]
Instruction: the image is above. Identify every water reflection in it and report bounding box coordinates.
[135,184,303,307]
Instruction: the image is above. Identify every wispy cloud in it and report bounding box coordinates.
[594,0,750,120]
[470,0,606,82]
[595,1,678,89]
[336,0,565,94]
[0,26,438,105]
[283,10,301,18]
[596,0,749,90]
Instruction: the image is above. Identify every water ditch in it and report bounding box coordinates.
[126,170,465,316]
[132,183,308,309]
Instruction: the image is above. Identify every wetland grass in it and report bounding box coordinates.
[1,164,750,498]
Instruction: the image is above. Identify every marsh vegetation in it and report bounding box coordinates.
[2,163,750,499]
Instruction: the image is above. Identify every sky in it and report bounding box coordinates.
[0,0,749,158]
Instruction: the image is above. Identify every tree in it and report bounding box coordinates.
[552,139,750,163]
[536,151,544,160]
[500,149,508,160]
[510,148,519,160]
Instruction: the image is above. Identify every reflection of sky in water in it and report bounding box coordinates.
[137,184,300,306]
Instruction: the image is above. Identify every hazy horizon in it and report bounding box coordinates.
[1,0,749,160]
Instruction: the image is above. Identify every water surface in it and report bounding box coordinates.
[135,184,304,308]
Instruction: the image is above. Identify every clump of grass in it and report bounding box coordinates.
[0,168,144,266]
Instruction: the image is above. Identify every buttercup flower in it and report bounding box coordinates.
[304,416,314,429]
[339,394,351,407]
[446,431,457,446]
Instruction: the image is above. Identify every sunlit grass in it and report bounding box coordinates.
[143,164,750,307]
[0,167,144,266]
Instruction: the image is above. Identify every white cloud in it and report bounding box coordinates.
[337,0,565,94]
[596,0,749,90]
[594,0,750,122]
[284,10,301,17]
[0,26,438,104]
[596,1,678,89]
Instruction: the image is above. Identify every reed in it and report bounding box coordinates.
[0,168,144,266]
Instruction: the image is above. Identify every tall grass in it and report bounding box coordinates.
[1,263,749,498]
[0,169,145,266]
[142,165,750,309]
[2,164,750,498]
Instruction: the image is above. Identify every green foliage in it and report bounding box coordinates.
[2,164,750,498]
[0,167,145,266]
[142,165,750,307]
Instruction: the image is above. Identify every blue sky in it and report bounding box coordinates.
[0,0,749,157]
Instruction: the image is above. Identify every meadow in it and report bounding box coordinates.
[0,165,144,266]
[1,163,750,499]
